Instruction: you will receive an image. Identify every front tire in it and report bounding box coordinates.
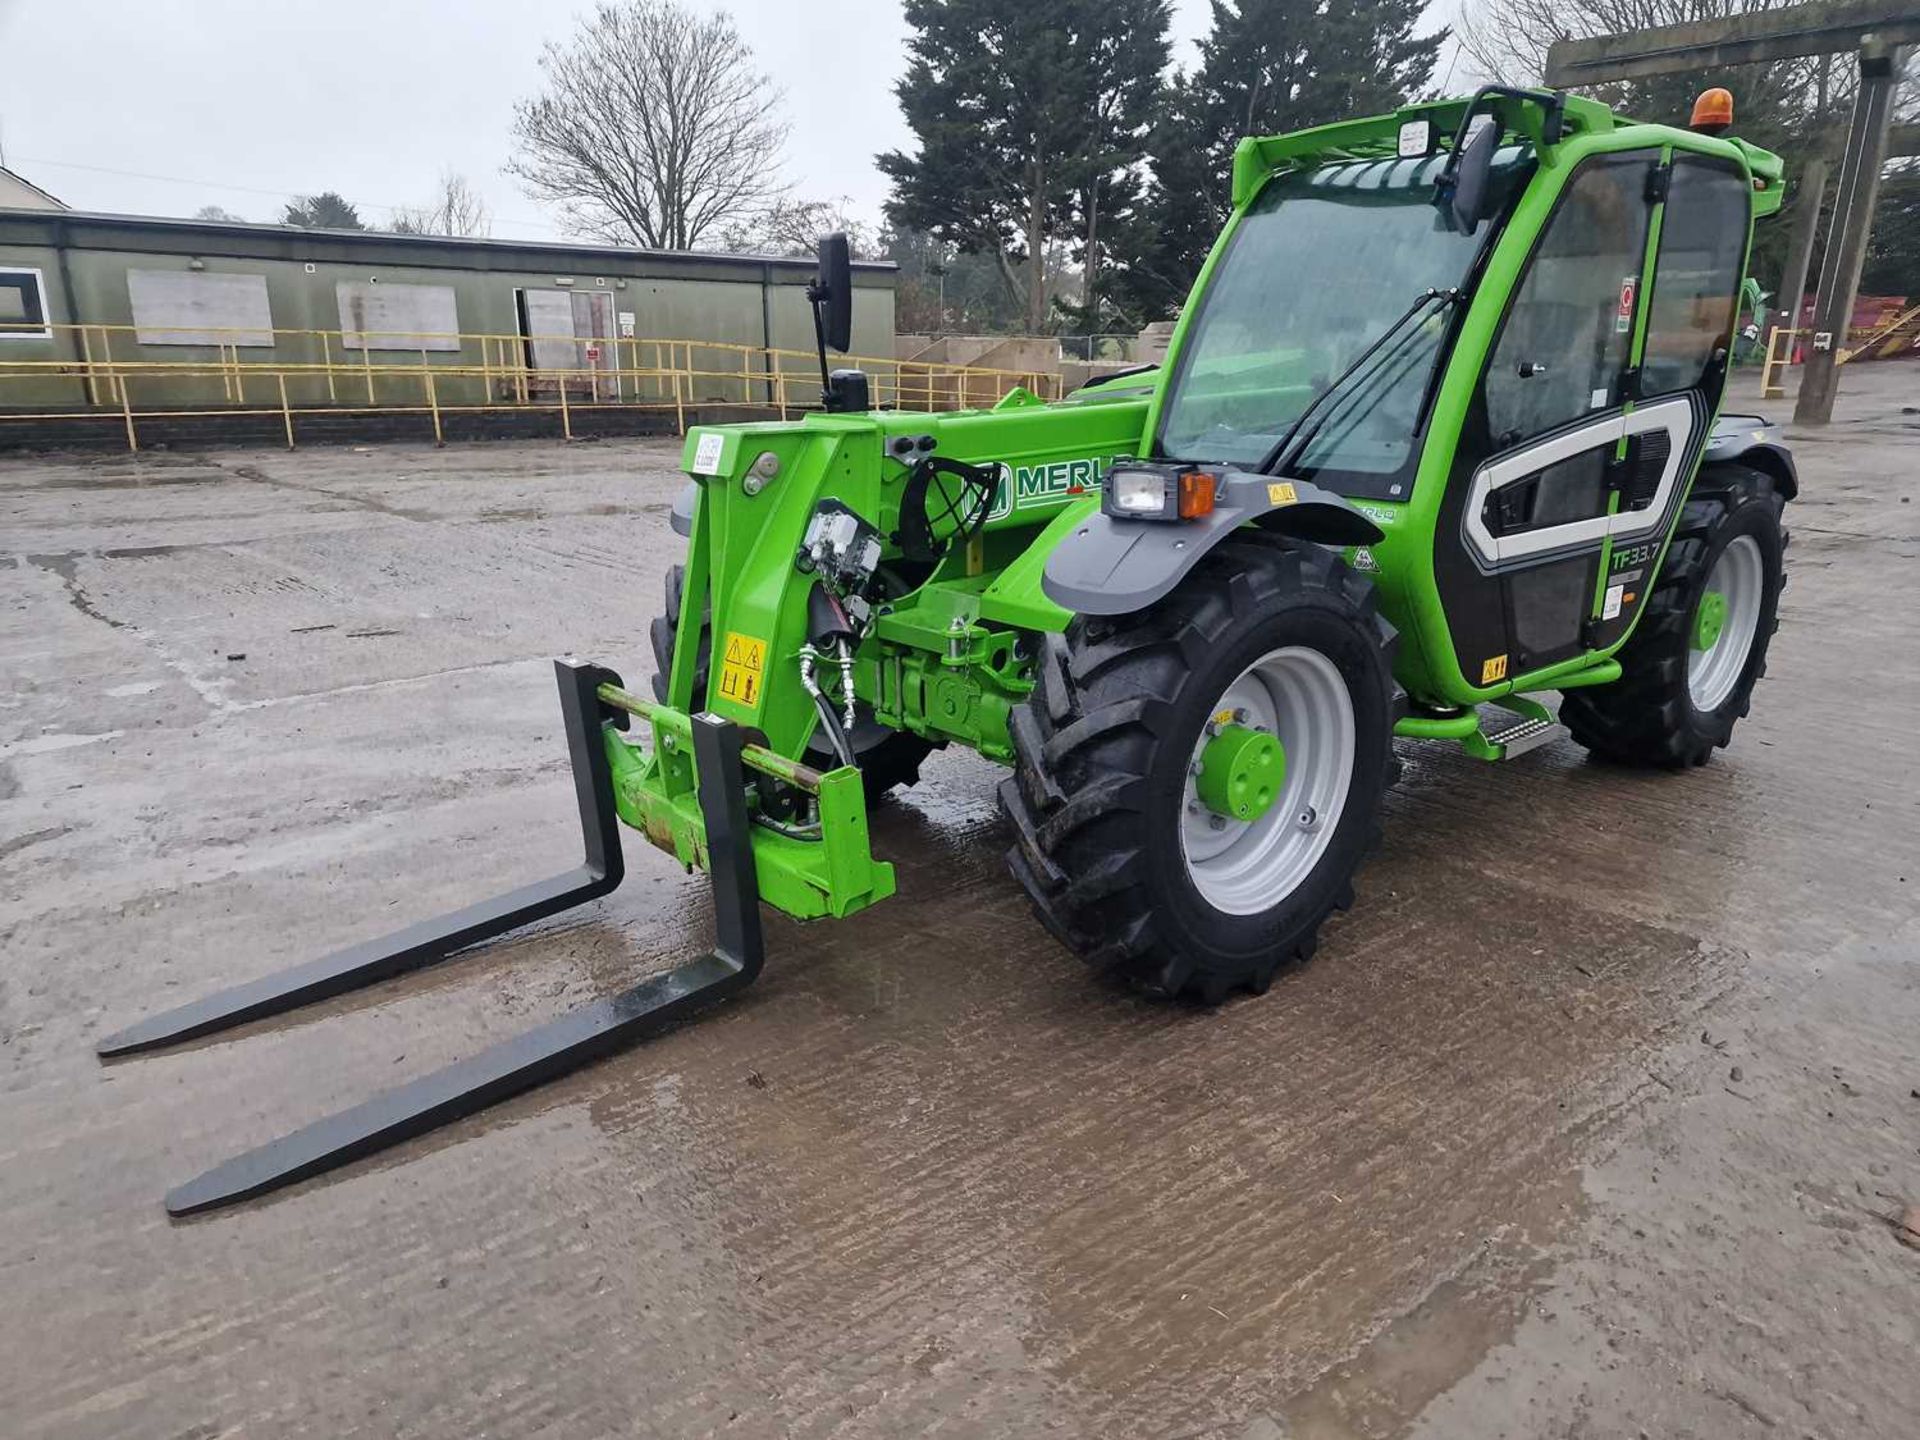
[999,535,1400,1003]
[1561,465,1787,767]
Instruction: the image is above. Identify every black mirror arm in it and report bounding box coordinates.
[1439,85,1566,160]
[1432,85,1568,223]
[806,281,834,409]
[807,231,855,409]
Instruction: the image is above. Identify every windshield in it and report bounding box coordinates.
[1157,149,1530,491]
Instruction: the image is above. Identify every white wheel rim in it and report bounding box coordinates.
[1688,535,1764,712]
[1180,645,1357,916]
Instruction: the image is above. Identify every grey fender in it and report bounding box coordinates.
[1702,413,1798,500]
[1040,472,1385,616]
[670,479,698,537]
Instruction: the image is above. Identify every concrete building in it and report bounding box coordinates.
[0,166,67,212]
[0,210,896,425]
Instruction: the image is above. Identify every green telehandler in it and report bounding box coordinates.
[105,86,1796,1214]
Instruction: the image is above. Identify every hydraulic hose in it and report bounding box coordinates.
[799,647,858,770]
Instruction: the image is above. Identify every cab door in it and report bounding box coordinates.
[1435,146,1748,689]
[1589,151,1753,650]
[1434,150,1669,686]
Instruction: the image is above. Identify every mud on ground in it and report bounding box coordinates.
[1,367,1915,1438]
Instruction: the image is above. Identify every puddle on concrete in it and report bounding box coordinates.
[24,552,128,630]
[1273,1177,1577,1438]
[0,729,123,760]
[10,453,231,488]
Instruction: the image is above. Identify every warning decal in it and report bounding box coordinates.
[717,631,767,707]
[1480,654,1509,685]
[1267,482,1298,506]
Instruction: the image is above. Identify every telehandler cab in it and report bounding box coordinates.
[105,86,1796,1213]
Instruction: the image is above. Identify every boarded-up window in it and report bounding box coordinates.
[128,270,274,346]
[336,281,460,351]
[1,267,52,339]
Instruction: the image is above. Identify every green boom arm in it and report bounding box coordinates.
[612,389,1151,918]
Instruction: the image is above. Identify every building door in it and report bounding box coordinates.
[516,288,617,400]
[571,291,616,400]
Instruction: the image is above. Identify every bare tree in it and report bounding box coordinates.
[1458,0,1846,115]
[1457,0,1919,168]
[508,0,791,250]
[390,170,492,237]
[717,196,875,257]
[1457,0,1920,305]
[193,204,245,223]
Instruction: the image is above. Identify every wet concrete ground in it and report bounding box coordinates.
[2,366,1915,1438]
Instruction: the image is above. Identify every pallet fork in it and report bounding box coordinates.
[99,661,767,1216]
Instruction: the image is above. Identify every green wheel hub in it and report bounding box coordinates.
[1196,724,1286,823]
[1692,590,1728,651]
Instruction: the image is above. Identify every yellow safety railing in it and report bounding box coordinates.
[0,321,1069,452]
[1757,307,1913,398]
[1759,326,1801,399]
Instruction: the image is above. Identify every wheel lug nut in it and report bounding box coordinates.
[1208,814,1227,831]
[1297,806,1317,828]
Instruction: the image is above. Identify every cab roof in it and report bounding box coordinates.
[1232,89,1785,218]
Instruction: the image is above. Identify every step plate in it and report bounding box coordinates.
[1482,715,1568,758]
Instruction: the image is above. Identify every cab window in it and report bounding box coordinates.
[1484,152,1656,446]
[1640,155,1749,399]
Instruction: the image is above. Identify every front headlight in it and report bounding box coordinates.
[1110,468,1170,514]
[1101,463,1218,522]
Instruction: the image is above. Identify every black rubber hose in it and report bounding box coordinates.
[811,688,857,770]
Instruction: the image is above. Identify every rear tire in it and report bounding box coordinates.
[648,563,937,799]
[999,535,1401,1003]
[1561,465,1787,767]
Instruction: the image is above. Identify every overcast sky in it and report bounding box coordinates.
[0,0,1461,242]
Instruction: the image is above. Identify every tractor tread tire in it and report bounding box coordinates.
[999,533,1401,1003]
[1560,464,1787,768]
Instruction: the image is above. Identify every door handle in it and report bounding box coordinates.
[1484,479,1536,535]
[1516,360,1549,378]
[1607,430,1673,511]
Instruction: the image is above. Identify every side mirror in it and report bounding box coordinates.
[1439,116,1499,236]
[813,232,853,353]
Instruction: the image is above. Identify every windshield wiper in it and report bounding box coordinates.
[1256,287,1459,478]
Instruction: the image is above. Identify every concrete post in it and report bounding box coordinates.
[1773,154,1829,351]
[1794,39,1903,425]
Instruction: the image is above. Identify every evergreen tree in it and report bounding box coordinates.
[1055,0,1173,334]
[281,192,366,230]
[1106,0,1446,323]
[881,0,1171,334]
